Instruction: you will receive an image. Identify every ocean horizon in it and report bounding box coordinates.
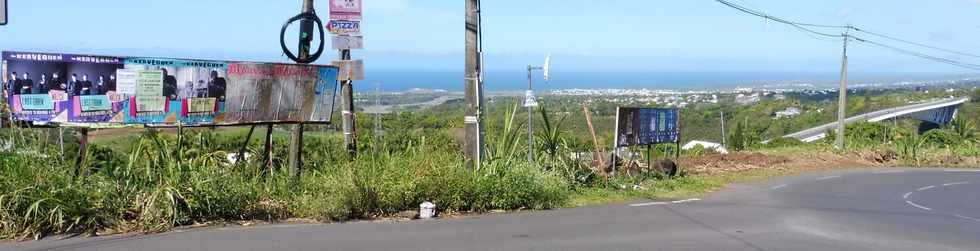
[362,69,977,92]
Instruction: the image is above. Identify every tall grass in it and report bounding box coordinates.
[0,119,570,239]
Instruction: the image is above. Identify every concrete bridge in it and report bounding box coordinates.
[783,97,970,143]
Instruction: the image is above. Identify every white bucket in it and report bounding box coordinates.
[419,201,436,219]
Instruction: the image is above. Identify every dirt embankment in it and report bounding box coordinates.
[677,149,915,176]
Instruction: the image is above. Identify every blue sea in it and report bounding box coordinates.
[360,69,965,92]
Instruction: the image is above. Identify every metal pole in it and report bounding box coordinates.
[288,0,316,178]
[836,32,849,150]
[527,65,534,164]
[464,0,485,170]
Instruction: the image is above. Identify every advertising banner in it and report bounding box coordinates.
[3,52,125,124]
[123,58,227,126]
[615,107,680,147]
[3,51,339,128]
[224,63,337,124]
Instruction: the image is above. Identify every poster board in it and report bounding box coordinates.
[614,107,680,147]
[2,51,339,127]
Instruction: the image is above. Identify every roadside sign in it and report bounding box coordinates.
[334,59,365,81]
[523,90,538,107]
[615,107,680,147]
[332,35,364,50]
[327,20,360,35]
[1,0,7,25]
[330,0,362,21]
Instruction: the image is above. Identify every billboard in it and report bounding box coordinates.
[615,107,680,147]
[224,63,338,124]
[2,51,339,127]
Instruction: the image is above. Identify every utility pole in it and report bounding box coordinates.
[288,0,316,179]
[464,0,485,170]
[340,50,357,158]
[374,82,382,144]
[836,30,849,150]
[720,110,726,146]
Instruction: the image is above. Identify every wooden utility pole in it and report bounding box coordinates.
[464,0,485,169]
[836,31,849,150]
[340,50,357,158]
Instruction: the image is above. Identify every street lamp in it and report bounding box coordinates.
[525,54,551,164]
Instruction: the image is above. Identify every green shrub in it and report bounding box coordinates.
[921,129,961,148]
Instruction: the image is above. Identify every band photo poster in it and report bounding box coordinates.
[615,107,680,147]
[2,51,339,127]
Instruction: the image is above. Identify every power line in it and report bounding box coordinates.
[852,36,980,71]
[712,0,980,71]
[850,28,980,59]
[713,0,845,38]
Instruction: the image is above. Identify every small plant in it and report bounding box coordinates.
[948,118,977,141]
[896,132,926,166]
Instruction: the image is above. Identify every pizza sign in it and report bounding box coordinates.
[330,0,362,21]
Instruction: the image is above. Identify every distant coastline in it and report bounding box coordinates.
[361,69,979,93]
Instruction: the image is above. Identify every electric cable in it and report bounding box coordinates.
[851,28,980,59]
[712,0,980,71]
[852,36,980,71]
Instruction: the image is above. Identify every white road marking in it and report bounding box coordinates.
[942,181,970,187]
[630,202,668,207]
[872,170,905,174]
[816,175,842,181]
[672,198,702,204]
[630,198,701,207]
[903,192,913,200]
[944,169,980,173]
[770,184,787,190]
[906,200,932,211]
[955,214,980,222]
[917,185,936,192]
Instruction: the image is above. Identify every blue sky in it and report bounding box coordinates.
[1,0,978,75]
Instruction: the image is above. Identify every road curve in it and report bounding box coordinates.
[5,168,980,251]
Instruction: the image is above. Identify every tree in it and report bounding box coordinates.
[729,119,746,152]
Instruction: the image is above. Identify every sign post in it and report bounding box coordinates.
[330,0,363,159]
[613,107,682,176]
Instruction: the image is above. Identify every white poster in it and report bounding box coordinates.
[115,69,138,95]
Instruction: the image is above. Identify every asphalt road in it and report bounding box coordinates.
[5,168,980,251]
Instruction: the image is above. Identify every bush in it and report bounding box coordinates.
[846,122,897,147]
[921,129,960,148]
